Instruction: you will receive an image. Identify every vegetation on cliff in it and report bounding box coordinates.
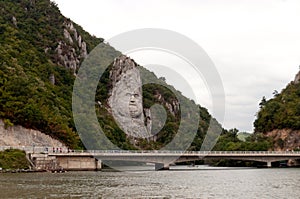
[0,149,30,170]
[254,77,300,150]
[254,81,300,133]
[0,0,101,148]
[94,60,214,150]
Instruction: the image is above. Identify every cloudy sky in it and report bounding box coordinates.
[55,0,300,132]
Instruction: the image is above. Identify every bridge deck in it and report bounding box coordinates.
[46,150,300,158]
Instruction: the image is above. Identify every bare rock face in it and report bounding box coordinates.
[294,70,300,84]
[265,129,300,151]
[108,55,152,139]
[0,120,65,148]
[64,28,73,44]
[153,92,179,116]
[55,21,88,75]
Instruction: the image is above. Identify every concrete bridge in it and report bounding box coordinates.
[1,147,300,170]
[32,150,300,170]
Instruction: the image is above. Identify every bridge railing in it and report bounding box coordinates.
[0,146,68,153]
[77,150,300,155]
[1,146,300,155]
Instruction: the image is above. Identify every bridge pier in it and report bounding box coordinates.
[96,159,102,171]
[155,163,170,171]
[267,161,272,168]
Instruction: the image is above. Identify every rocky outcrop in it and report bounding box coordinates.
[265,129,300,151]
[49,73,55,85]
[12,16,17,27]
[55,21,88,75]
[0,120,65,148]
[154,92,179,116]
[293,70,300,84]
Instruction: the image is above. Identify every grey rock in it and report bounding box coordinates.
[54,22,89,74]
[49,73,55,85]
[64,29,73,44]
[78,35,82,47]
[80,41,87,58]
[108,55,152,139]
[0,120,65,148]
[294,70,300,84]
[12,16,17,27]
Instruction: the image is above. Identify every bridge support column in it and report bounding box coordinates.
[96,159,102,171]
[155,163,169,171]
[267,161,272,168]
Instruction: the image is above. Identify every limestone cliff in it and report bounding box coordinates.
[0,120,65,148]
[54,21,88,75]
[265,129,300,151]
[293,70,300,84]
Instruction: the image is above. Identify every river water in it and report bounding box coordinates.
[0,166,299,198]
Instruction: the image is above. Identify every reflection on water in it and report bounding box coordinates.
[0,166,300,198]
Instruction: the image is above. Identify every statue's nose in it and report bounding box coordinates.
[130,95,136,102]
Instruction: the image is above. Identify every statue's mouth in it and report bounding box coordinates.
[129,104,141,118]
[129,105,138,112]
[129,102,137,107]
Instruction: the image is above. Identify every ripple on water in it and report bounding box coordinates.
[0,167,300,198]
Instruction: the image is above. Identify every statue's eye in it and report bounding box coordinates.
[134,94,139,98]
[126,93,131,97]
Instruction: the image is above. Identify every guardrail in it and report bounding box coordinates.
[83,150,300,155]
[0,146,68,153]
[1,146,300,155]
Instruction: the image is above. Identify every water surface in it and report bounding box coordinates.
[0,166,299,198]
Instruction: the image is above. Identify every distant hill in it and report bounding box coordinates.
[237,132,251,142]
[254,70,300,150]
[0,0,222,150]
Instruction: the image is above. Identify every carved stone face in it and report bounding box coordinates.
[128,90,143,118]
[111,70,143,120]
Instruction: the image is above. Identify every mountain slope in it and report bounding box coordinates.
[0,0,222,150]
[0,0,102,148]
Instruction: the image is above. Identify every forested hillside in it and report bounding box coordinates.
[254,80,300,133]
[0,0,223,150]
[0,0,102,148]
[254,73,300,150]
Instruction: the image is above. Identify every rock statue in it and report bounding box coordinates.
[108,55,152,139]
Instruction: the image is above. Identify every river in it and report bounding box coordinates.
[0,166,299,198]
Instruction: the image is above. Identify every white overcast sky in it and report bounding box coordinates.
[55,0,300,132]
